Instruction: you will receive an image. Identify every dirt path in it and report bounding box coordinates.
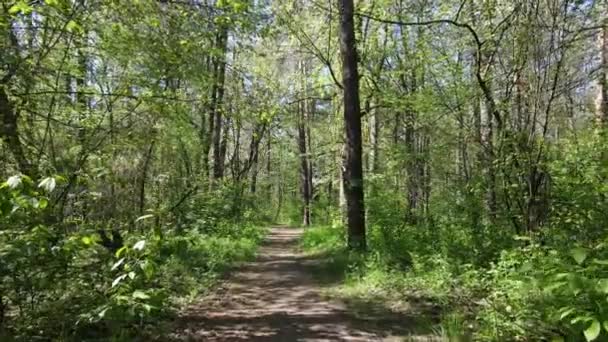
[168,227,437,341]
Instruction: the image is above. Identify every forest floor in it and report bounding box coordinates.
[165,227,440,341]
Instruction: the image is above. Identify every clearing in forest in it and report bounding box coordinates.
[167,227,438,341]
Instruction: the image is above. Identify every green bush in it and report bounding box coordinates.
[0,175,267,340]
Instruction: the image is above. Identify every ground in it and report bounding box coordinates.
[166,227,439,341]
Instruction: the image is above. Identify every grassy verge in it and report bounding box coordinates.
[299,225,477,340]
[300,224,608,341]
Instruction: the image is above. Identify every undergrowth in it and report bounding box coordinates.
[300,224,608,341]
[2,223,266,341]
[0,177,268,341]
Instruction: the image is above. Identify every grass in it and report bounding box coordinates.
[298,224,597,341]
[298,225,461,340]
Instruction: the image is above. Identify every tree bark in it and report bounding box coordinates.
[297,61,313,226]
[0,87,34,177]
[369,106,380,173]
[598,13,608,124]
[338,0,366,250]
[210,28,228,183]
[218,116,229,179]
[139,140,155,215]
[404,109,418,224]
[298,100,312,226]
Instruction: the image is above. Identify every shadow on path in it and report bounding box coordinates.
[165,227,440,341]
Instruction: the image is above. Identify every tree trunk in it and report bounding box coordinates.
[598,13,608,124]
[480,94,497,220]
[210,28,228,183]
[218,116,229,179]
[232,119,241,180]
[298,100,312,226]
[369,105,380,173]
[404,110,418,224]
[139,140,155,215]
[338,0,366,250]
[265,135,272,197]
[249,129,260,194]
[0,87,34,177]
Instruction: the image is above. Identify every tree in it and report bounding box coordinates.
[338,0,366,250]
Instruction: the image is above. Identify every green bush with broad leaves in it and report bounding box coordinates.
[0,174,266,340]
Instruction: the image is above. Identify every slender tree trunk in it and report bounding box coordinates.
[250,151,259,193]
[393,111,401,189]
[422,135,431,217]
[598,13,608,124]
[339,145,347,224]
[249,127,261,194]
[404,110,418,224]
[218,116,229,179]
[139,140,155,215]
[306,97,314,221]
[480,94,497,220]
[338,0,366,250]
[232,119,241,180]
[295,61,313,226]
[265,135,272,197]
[297,100,312,226]
[210,28,228,183]
[201,63,214,179]
[369,106,380,173]
[76,48,88,144]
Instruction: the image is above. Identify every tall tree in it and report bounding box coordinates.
[338,0,366,250]
[599,3,608,124]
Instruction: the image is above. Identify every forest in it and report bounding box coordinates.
[1,0,607,340]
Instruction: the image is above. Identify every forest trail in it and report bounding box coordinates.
[167,227,437,341]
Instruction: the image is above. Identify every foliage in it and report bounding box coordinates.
[1,0,607,340]
[0,175,266,340]
[300,132,608,340]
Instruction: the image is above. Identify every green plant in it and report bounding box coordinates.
[542,245,608,341]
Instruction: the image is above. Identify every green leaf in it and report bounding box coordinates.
[38,177,56,192]
[132,290,150,300]
[133,240,146,251]
[585,319,601,341]
[593,259,608,265]
[545,281,567,292]
[520,262,533,272]
[598,279,608,294]
[140,260,155,279]
[115,246,127,258]
[82,236,93,245]
[6,175,22,189]
[38,197,49,209]
[559,307,575,320]
[604,321,608,332]
[135,214,154,222]
[9,1,33,15]
[98,307,109,319]
[66,20,82,33]
[112,274,127,288]
[571,247,589,265]
[111,258,125,271]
